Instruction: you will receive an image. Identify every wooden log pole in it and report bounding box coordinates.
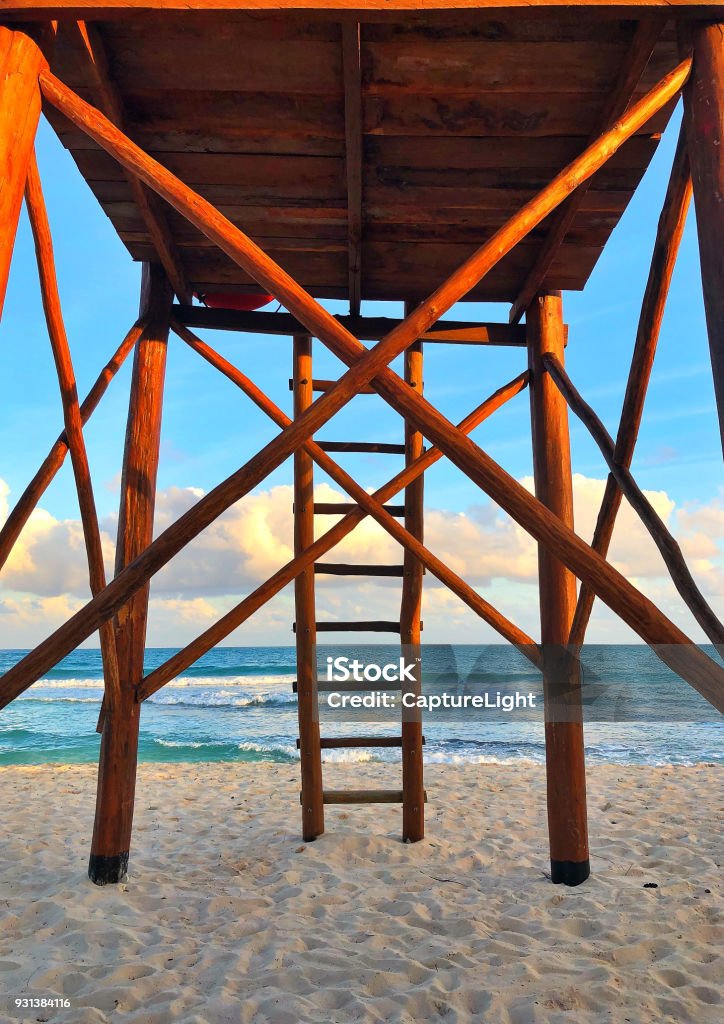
[293,334,325,840]
[0,26,46,317]
[570,124,692,646]
[24,152,121,709]
[680,20,724,457]
[400,309,425,843]
[545,351,724,646]
[88,263,171,885]
[528,292,589,886]
[0,319,145,573]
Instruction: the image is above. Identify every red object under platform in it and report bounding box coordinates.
[195,292,274,311]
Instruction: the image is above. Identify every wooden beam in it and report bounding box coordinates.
[545,350,724,647]
[0,26,46,317]
[73,21,191,304]
[293,334,325,841]
[680,19,724,457]
[400,306,424,843]
[5,58,719,712]
[0,318,144,572]
[88,262,172,886]
[570,124,692,646]
[528,292,589,887]
[174,305,528,346]
[2,2,721,19]
[342,21,362,316]
[510,18,663,323]
[25,152,122,711]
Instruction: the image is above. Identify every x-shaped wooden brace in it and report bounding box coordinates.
[138,325,537,699]
[3,53,723,716]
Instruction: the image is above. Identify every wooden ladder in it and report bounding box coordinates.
[291,329,426,843]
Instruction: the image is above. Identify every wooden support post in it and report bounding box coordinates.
[0,26,45,317]
[89,263,171,885]
[293,334,325,840]
[528,292,589,886]
[400,306,425,843]
[680,20,724,457]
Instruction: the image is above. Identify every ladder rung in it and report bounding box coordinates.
[317,441,406,454]
[288,378,376,394]
[313,502,405,517]
[297,736,403,749]
[314,563,405,577]
[320,789,428,805]
[292,680,403,693]
[294,620,401,634]
[324,790,403,804]
[293,621,422,634]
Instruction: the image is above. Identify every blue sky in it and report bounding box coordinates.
[0,107,721,648]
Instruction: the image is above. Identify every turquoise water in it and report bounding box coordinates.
[0,645,721,766]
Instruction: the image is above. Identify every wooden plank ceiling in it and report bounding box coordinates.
[44,11,679,306]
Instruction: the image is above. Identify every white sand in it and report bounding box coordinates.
[0,762,721,1024]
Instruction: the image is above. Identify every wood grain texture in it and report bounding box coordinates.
[89,263,171,880]
[174,304,527,344]
[527,292,589,881]
[1,2,721,16]
[293,334,325,840]
[681,20,724,457]
[0,27,46,316]
[39,13,680,302]
[570,124,692,646]
[400,322,425,843]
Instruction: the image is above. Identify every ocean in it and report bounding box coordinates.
[1,645,721,767]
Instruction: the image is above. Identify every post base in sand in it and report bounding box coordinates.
[551,858,590,886]
[88,852,129,886]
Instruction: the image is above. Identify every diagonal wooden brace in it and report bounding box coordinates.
[544,351,724,647]
[570,123,693,646]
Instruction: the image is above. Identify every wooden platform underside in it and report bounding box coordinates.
[43,10,680,303]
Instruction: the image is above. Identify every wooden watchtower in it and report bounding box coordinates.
[0,2,722,888]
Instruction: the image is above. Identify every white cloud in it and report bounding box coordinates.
[0,474,721,647]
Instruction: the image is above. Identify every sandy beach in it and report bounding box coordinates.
[0,762,721,1023]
